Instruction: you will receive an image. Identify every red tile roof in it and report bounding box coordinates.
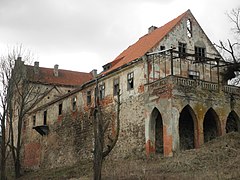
[26,65,93,86]
[103,10,189,74]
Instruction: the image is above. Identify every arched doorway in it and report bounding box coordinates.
[150,108,163,154]
[226,111,240,133]
[203,108,220,143]
[179,105,196,150]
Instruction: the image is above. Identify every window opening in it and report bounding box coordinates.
[187,19,192,37]
[87,91,91,105]
[127,72,134,90]
[99,83,105,100]
[43,110,47,125]
[113,78,120,96]
[72,97,77,111]
[188,70,200,79]
[59,103,63,115]
[178,42,187,58]
[195,46,205,62]
[33,115,36,126]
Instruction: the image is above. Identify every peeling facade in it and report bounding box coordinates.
[10,9,240,170]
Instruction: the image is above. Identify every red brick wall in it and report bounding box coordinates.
[24,142,41,168]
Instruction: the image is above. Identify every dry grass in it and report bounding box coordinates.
[17,132,240,179]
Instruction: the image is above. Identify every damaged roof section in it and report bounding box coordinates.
[102,10,190,75]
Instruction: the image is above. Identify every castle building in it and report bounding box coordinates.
[11,10,240,170]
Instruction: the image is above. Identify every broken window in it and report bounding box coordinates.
[113,78,120,96]
[178,42,187,58]
[160,45,166,55]
[99,83,105,100]
[127,72,134,90]
[87,90,91,105]
[43,110,47,125]
[59,103,63,115]
[188,70,200,79]
[33,115,36,126]
[187,19,192,37]
[195,46,205,61]
[72,97,77,111]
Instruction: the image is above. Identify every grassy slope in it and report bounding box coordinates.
[16,132,240,180]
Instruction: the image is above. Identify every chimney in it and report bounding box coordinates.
[148,25,157,34]
[34,61,39,75]
[91,69,97,78]
[54,64,59,77]
[15,57,24,68]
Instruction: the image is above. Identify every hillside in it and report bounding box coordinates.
[18,132,240,179]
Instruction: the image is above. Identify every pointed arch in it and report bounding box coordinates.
[150,107,163,154]
[179,105,198,150]
[226,111,240,133]
[203,108,220,143]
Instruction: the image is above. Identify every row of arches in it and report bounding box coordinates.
[151,106,240,154]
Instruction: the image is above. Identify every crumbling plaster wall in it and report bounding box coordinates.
[145,77,240,157]
[23,61,148,169]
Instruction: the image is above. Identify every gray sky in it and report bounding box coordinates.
[0,0,239,73]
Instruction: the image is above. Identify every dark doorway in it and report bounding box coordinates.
[203,108,219,143]
[151,108,163,154]
[179,105,195,150]
[226,111,239,133]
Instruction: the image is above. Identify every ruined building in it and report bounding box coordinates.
[10,10,240,170]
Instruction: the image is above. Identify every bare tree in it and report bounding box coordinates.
[0,48,15,180]
[0,45,46,178]
[92,81,121,180]
[215,8,240,84]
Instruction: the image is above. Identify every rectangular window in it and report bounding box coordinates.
[195,46,205,61]
[127,72,134,90]
[72,97,77,111]
[59,103,63,115]
[178,42,187,58]
[160,45,166,55]
[43,110,47,125]
[188,70,200,79]
[113,78,119,96]
[99,83,105,100]
[87,91,91,105]
[33,115,36,126]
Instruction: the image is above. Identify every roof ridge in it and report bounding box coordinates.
[102,9,189,75]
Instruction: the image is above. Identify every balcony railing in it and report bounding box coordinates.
[147,75,240,95]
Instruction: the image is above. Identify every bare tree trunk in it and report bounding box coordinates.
[93,82,121,180]
[93,108,104,180]
[1,112,6,180]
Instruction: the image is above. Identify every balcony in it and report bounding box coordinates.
[147,75,240,97]
[33,125,49,136]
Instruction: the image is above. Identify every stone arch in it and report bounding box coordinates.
[226,111,240,133]
[150,107,164,154]
[179,105,198,150]
[203,108,221,143]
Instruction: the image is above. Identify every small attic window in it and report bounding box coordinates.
[103,63,111,71]
[187,19,192,38]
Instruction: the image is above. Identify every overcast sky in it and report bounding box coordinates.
[0,0,239,73]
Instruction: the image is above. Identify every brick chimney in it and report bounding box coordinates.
[34,61,39,75]
[148,25,157,34]
[91,69,97,78]
[54,64,59,77]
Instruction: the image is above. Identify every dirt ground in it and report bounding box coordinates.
[18,132,240,179]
